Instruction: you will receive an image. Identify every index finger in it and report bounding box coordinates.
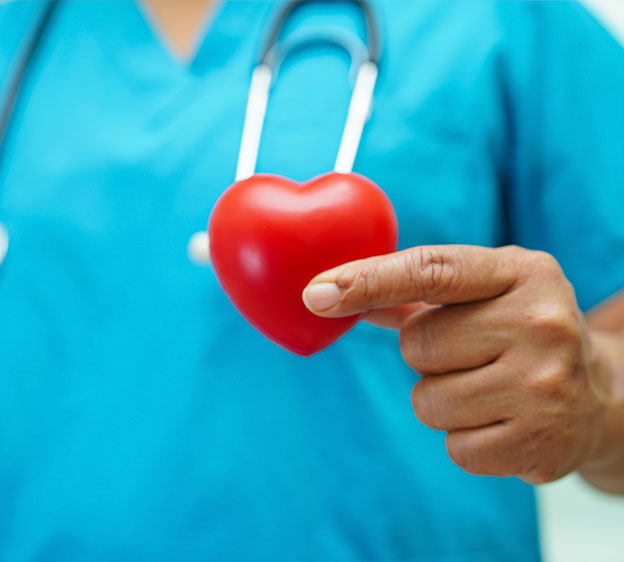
[302,245,519,317]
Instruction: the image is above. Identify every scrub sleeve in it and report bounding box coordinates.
[499,1,624,310]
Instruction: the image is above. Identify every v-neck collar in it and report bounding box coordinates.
[133,0,271,75]
[134,0,224,71]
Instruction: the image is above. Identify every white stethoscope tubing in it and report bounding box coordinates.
[192,27,379,264]
[0,222,8,267]
[0,1,381,268]
[334,60,378,174]
[235,26,378,181]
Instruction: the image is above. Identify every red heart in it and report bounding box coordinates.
[209,172,398,356]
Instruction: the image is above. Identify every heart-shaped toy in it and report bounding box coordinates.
[209,172,398,356]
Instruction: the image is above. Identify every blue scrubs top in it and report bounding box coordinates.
[1,1,624,561]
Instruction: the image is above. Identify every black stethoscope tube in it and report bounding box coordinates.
[0,0,381,266]
[0,0,59,162]
[0,0,380,165]
[259,0,380,65]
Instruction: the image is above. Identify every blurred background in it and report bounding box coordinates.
[538,5,624,561]
[539,474,624,562]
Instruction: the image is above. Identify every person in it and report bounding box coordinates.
[0,0,623,560]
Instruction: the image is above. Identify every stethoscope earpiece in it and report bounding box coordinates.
[0,222,8,267]
[188,0,381,267]
[188,231,211,265]
[0,1,382,272]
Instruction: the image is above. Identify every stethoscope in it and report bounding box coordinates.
[0,0,381,268]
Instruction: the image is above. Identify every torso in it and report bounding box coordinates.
[0,2,539,560]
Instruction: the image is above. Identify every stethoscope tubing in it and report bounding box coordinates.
[236,0,381,181]
[0,0,59,165]
[0,0,381,267]
[0,0,380,158]
[0,0,59,267]
[259,0,380,65]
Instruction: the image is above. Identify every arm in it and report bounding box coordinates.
[582,295,624,493]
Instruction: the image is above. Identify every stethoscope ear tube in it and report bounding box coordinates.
[334,60,377,174]
[0,222,7,267]
[0,0,59,269]
[259,0,380,66]
[0,0,59,164]
[235,0,381,181]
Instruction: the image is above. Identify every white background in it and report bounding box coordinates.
[538,3,624,562]
[582,0,624,43]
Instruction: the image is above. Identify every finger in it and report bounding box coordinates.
[302,245,519,318]
[399,301,510,374]
[364,302,434,330]
[410,362,515,431]
[445,421,518,477]
[448,418,569,483]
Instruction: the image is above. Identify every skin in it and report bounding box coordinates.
[142,0,219,59]
[302,245,624,494]
[143,0,624,494]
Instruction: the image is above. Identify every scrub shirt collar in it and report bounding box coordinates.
[187,0,274,74]
[132,0,272,75]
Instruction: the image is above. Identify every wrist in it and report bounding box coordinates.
[578,331,624,492]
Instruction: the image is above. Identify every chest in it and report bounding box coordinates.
[0,0,507,268]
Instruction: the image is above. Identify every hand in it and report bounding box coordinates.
[302,245,612,484]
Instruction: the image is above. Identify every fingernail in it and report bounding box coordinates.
[302,282,342,312]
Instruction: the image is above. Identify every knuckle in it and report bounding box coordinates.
[410,246,457,299]
[339,266,381,307]
[410,381,442,429]
[517,421,573,485]
[523,305,582,348]
[523,462,560,485]
[447,429,521,478]
[399,319,424,369]
[399,314,440,374]
[524,250,563,277]
[446,435,481,474]
[530,368,570,402]
[533,360,573,392]
[500,244,527,263]
[355,268,379,303]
